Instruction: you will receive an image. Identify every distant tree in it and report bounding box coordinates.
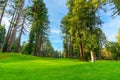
[61,14,73,58]
[105,41,120,60]
[54,50,63,58]
[0,0,8,25]
[11,38,19,52]
[43,39,54,57]
[0,25,6,50]
[117,28,120,45]
[27,27,35,54]
[21,43,34,55]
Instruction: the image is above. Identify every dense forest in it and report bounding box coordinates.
[0,0,120,63]
[0,0,62,58]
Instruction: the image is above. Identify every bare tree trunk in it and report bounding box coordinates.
[0,0,8,25]
[15,16,25,52]
[7,26,17,52]
[15,31,22,53]
[79,42,85,61]
[90,50,95,63]
[7,0,24,52]
[2,8,18,52]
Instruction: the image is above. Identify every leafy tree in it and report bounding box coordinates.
[54,50,63,58]
[117,28,120,45]
[11,38,19,52]
[0,0,8,25]
[105,41,120,60]
[26,27,35,54]
[43,39,54,57]
[21,42,34,55]
[61,0,106,62]
[111,0,120,17]
[0,25,6,50]
[84,27,106,62]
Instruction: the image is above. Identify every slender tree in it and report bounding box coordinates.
[117,28,120,45]
[2,0,20,52]
[15,7,30,52]
[7,0,24,52]
[0,0,8,25]
[0,25,6,49]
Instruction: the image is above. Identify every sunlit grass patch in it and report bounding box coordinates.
[0,53,120,80]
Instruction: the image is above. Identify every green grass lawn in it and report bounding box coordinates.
[0,53,120,80]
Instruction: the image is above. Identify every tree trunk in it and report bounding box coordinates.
[79,42,85,61]
[79,47,83,60]
[33,39,38,56]
[0,0,8,25]
[7,0,24,52]
[65,42,69,58]
[90,50,95,63]
[66,38,69,58]
[15,16,25,52]
[78,30,85,61]
[69,36,73,57]
[7,26,17,52]
[2,7,18,52]
[33,34,40,56]
[41,35,44,56]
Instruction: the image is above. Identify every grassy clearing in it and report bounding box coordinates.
[0,53,120,80]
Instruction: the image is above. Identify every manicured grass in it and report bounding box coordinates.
[0,53,120,80]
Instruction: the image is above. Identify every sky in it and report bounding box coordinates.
[100,4,120,42]
[43,0,68,51]
[2,0,120,51]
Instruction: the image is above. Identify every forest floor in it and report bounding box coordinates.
[0,53,120,80]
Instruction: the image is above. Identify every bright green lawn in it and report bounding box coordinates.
[0,53,120,80]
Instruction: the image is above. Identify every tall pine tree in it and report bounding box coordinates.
[29,0,49,56]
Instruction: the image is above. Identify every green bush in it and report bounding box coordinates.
[0,25,6,50]
[105,41,120,60]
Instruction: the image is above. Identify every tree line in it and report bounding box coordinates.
[0,0,62,58]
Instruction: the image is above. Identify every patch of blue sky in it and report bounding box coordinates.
[101,4,120,42]
[44,0,68,51]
